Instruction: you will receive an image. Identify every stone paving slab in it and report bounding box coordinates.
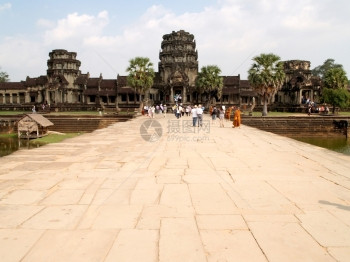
[0,114,350,261]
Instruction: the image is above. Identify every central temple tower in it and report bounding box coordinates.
[158,30,198,103]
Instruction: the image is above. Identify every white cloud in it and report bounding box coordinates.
[2,0,350,81]
[0,3,11,11]
[43,11,109,45]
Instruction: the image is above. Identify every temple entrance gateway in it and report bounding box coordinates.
[173,87,183,103]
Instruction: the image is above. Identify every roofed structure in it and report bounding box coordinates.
[17,114,54,139]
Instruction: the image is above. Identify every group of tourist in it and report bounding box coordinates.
[143,104,167,118]
[209,105,241,128]
[172,104,195,119]
[142,102,242,128]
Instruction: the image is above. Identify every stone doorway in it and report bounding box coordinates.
[173,86,183,103]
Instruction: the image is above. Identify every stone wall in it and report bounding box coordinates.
[241,116,350,137]
[0,115,133,133]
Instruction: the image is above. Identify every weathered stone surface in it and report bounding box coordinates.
[159,217,206,261]
[22,229,117,262]
[105,229,158,262]
[0,229,44,261]
[200,230,267,262]
[248,222,334,262]
[0,115,349,261]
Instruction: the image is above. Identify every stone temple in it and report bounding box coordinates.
[0,30,321,111]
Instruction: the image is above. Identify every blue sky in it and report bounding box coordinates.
[1,0,349,81]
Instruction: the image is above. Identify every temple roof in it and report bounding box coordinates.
[24,76,48,86]
[223,76,240,86]
[0,82,25,90]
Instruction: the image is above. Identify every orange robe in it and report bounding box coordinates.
[233,109,241,127]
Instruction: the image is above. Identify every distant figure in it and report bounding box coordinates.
[211,106,217,123]
[163,105,167,118]
[191,105,198,126]
[197,104,203,127]
[219,107,225,127]
[233,107,241,128]
[32,105,36,113]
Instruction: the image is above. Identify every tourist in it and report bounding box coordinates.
[175,105,180,119]
[32,105,36,113]
[186,105,190,116]
[178,104,183,118]
[233,107,241,128]
[219,107,225,127]
[197,104,203,127]
[163,104,167,117]
[211,106,217,124]
[148,105,155,118]
[191,105,198,126]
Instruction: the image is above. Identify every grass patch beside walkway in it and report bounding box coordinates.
[30,132,83,145]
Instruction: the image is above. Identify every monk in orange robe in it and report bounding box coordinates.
[233,107,241,128]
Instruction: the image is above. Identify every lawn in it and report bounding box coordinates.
[0,111,100,116]
[0,132,82,143]
[246,111,350,117]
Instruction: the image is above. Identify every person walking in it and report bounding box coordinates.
[197,104,203,127]
[163,104,167,118]
[233,106,241,128]
[211,106,217,124]
[191,105,198,127]
[219,107,225,127]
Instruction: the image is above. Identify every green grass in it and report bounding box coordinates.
[0,111,100,116]
[338,111,350,116]
[245,111,350,117]
[29,133,83,145]
[49,111,100,116]
[0,111,28,115]
[0,110,135,116]
[0,133,18,138]
[245,111,304,117]
[0,132,83,145]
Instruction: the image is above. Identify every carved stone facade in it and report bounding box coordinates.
[157,30,198,103]
[276,60,322,105]
[0,31,321,110]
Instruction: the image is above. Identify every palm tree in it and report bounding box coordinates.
[126,57,155,111]
[248,53,285,116]
[323,67,348,90]
[196,65,223,107]
[322,67,350,114]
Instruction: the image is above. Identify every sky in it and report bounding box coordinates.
[0,0,349,82]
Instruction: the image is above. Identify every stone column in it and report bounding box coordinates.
[25,92,30,103]
[10,94,13,104]
[170,87,174,103]
[183,87,187,103]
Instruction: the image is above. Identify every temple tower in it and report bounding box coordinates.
[158,30,198,103]
[46,49,82,103]
[280,60,321,104]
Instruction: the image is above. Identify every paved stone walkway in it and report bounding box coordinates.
[0,114,350,262]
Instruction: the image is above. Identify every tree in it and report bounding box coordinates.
[248,53,285,116]
[312,58,343,79]
[126,57,155,111]
[195,65,223,107]
[323,67,348,90]
[0,68,9,82]
[322,67,350,114]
